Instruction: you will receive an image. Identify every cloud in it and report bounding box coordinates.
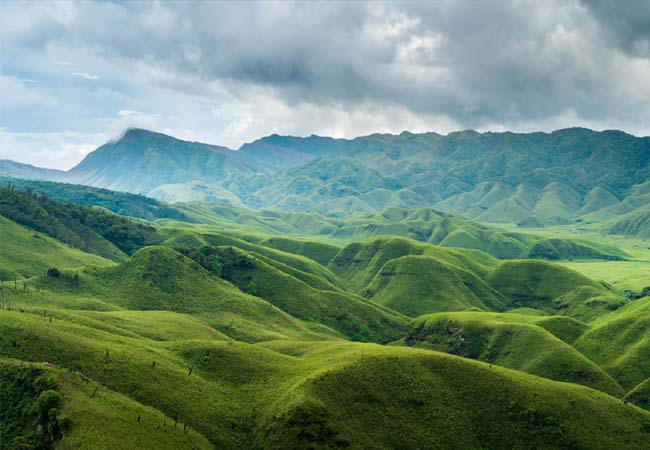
[580,0,650,57]
[72,71,99,80]
[0,129,106,169]
[1,0,650,168]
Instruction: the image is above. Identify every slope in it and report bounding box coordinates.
[486,260,626,321]
[194,245,407,342]
[0,187,164,260]
[25,246,339,343]
[401,312,622,396]
[0,215,113,280]
[574,297,650,390]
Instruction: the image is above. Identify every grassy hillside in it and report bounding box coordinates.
[2,184,650,447]
[7,127,650,225]
[0,215,112,280]
[258,343,650,450]
[486,260,625,320]
[65,128,273,195]
[329,236,499,293]
[170,203,626,261]
[0,359,211,450]
[0,187,164,260]
[626,378,650,411]
[402,312,622,396]
[575,297,650,390]
[2,314,649,450]
[178,245,407,342]
[363,255,505,316]
[0,176,193,222]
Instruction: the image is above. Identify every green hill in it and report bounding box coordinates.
[0,176,193,222]
[6,127,650,223]
[26,246,339,343]
[0,187,164,260]
[329,236,498,293]
[575,297,650,390]
[180,245,407,342]
[0,215,113,279]
[626,378,650,411]
[259,343,650,450]
[170,203,626,261]
[2,318,649,450]
[363,255,505,317]
[486,260,625,320]
[402,312,622,396]
[597,204,650,238]
[65,128,272,195]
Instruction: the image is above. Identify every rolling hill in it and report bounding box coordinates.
[401,311,622,396]
[0,215,113,280]
[0,187,163,260]
[3,169,650,448]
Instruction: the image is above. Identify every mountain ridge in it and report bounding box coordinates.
[4,127,650,227]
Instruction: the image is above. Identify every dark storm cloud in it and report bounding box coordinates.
[581,0,650,56]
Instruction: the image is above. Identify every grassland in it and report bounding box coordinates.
[3,190,650,448]
[0,215,113,280]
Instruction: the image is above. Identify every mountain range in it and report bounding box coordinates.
[3,127,650,226]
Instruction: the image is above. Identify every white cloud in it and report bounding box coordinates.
[117,110,139,117]
[0,129,106,169]
[72,71,99,80]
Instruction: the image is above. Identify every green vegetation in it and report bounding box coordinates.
[0,360,67,449]
[403,312,622,396]
[0,187,163,260]
[575,297,650,390]
[0,215,112,279]
[486,260,626,321]
[363,255,505,316]
[167,203,627,261]
[178,245,407,342]
[626,378,650,411]
[0,176,193,222]
[3,169,650,448]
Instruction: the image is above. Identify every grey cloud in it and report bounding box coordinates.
[581,0,650,56]
[2,0,650,145]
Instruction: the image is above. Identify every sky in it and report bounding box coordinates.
[1,0,650,170]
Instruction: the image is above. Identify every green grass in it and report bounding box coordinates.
[3,199,650,447]
[575,297,650,390]
[206,245,407,343]
[486,259,626,320]
[259,344,650,450]
[626,377,650,411]
[8,246,339,343]
[402,312,622,395]
[328,236,499,293]
[363,255,505,317]
[167,202,627,261]
[0,215,113,280]
[559,260,650,293]
[2,309,649,450]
